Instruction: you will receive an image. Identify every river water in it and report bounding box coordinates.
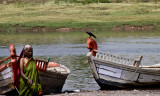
[0,31,160,91]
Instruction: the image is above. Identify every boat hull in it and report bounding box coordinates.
[95,76,160,89]
[39,65,70,94]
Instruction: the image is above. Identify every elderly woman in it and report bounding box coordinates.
[19,45,43,96]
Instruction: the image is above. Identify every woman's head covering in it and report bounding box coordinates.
[24,45,32,51]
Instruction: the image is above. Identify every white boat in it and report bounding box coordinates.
[87,50,160,89]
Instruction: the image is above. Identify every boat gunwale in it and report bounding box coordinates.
[93,57,160,75]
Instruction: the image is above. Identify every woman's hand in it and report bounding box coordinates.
[28,79,33,85]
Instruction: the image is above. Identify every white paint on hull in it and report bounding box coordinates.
[0,67,12,80]
[98,65,122,78]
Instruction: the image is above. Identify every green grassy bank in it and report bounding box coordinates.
[0,1,160,32]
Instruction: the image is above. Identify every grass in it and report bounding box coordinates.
[0,1,160,31]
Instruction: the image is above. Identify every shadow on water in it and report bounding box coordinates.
[1,30,160,91]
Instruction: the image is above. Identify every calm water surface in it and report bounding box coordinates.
[1,31,160,91]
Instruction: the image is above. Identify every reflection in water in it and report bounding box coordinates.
[52,55,100,91]
[1,31,160,91]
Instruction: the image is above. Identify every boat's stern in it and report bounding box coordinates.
[39,65,70,94]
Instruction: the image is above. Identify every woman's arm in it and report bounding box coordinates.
[20,58,32,85]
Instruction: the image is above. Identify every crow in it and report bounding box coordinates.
[86,31,96,39]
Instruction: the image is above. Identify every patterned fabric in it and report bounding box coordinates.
[19,57,43,96]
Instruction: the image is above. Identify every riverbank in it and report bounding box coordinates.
[0,2,160,32]
[45,89,160,96]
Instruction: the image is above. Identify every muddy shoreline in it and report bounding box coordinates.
[44,89,160,96]
[12,24,160,32]
[1,24,160,33]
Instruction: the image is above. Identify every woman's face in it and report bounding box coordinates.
[24,47,33,58]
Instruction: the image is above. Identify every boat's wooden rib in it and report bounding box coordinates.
[0,77,13,87]
[0,83,14,94]
[0,72,13,81]
[0,77,14,94]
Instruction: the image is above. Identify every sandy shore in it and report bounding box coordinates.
[45,89,160,96]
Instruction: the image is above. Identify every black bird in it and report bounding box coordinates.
[86,31,96,39]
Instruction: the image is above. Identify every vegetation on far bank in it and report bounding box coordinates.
[0,1,160,32]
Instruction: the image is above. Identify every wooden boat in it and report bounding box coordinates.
[87,49,160,89]
[39,64,70,94]
[0,59,14,94]
[0,44,70,95]
[85,32,160,89]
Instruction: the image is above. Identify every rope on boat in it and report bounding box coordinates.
[122,65,140,81]
[123,56,143,80]
[8,63,19,94]
[117,58,142,80]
